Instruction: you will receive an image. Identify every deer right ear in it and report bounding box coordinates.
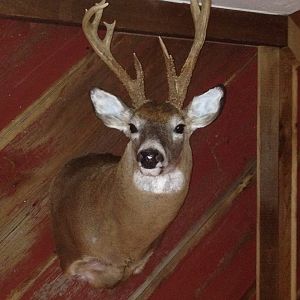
[90,88,133,133]
[185,86,224,132]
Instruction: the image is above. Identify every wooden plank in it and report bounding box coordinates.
[0,53,93,151]
[257,46,280,299]
[257,47,298,299]
[278,48,298,300]
[0,19,88,131]
[129,162,256,300]
[288,13,300,296]
[290,11,300,28]
[288,12,300,62]
[0,0,287,47]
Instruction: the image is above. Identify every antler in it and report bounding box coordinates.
[159,0,211,108]
[82,0,147,108]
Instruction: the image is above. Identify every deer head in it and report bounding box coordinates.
[82,0,224,180]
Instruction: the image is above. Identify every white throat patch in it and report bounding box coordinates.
[133,168,185,194]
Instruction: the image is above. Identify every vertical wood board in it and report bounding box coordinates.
[257,47,280,299]
[257,47,298,299]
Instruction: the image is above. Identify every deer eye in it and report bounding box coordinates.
[174,124,185,134]
[129,123,138,134]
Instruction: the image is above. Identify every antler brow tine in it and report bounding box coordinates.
[82,1,147,108]
[159,0,211,108]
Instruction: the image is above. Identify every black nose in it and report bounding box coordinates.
[137,148,164,169]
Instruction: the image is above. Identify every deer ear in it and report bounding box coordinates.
[90,88,133,133]
[185,86,224,131]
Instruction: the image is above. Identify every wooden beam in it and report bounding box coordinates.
[278,48,298,300]
[257,46,280,300]
[257,47,298,299]
[290,11,300,28]
[289,11,300,61]
[0,0,287,47]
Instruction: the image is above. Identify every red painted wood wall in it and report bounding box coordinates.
[0,17,257,299]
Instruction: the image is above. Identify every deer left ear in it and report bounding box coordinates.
[185,86,224,131]
[90,88,133,133]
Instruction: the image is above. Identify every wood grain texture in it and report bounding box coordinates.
[0,54,94,151]
[278,48,298,300]
[0,27,257,298]
[0,0,287,46]
[288,15,300,62]
[290,10,300,28]
[0,19,89,131]
[257,47,298,299]
[257,47,280,299]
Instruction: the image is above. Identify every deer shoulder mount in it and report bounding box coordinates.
[50,0,224,289]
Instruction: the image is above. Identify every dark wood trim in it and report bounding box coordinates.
[0,0,287,47]
[289,12,300,61]
[290,10,300,28]
[278,48,298,300]
[257,46,280,299]
[257,47,298,299]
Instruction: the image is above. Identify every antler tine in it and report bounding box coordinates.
[82,1,147,108]
[159,0,211,108]
[158,37,178,105]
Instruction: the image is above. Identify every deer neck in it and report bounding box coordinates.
[110,141,192,222]
[97,141,193,257]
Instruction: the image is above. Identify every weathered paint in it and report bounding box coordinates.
[0,19,88,131]
[0,142,54,198]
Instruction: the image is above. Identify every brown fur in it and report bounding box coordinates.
[50,136,192,288]
[135,102,185,122]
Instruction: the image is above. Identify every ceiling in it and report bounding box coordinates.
[161,0,300,15]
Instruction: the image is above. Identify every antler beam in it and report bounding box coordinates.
[159,0,211,108]
[82,0,147,108]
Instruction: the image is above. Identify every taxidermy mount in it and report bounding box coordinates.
[50,0,224,288]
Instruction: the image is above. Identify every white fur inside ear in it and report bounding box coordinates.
[186,86,224,130]
[90,88,126,116]
[90,88,132,132]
